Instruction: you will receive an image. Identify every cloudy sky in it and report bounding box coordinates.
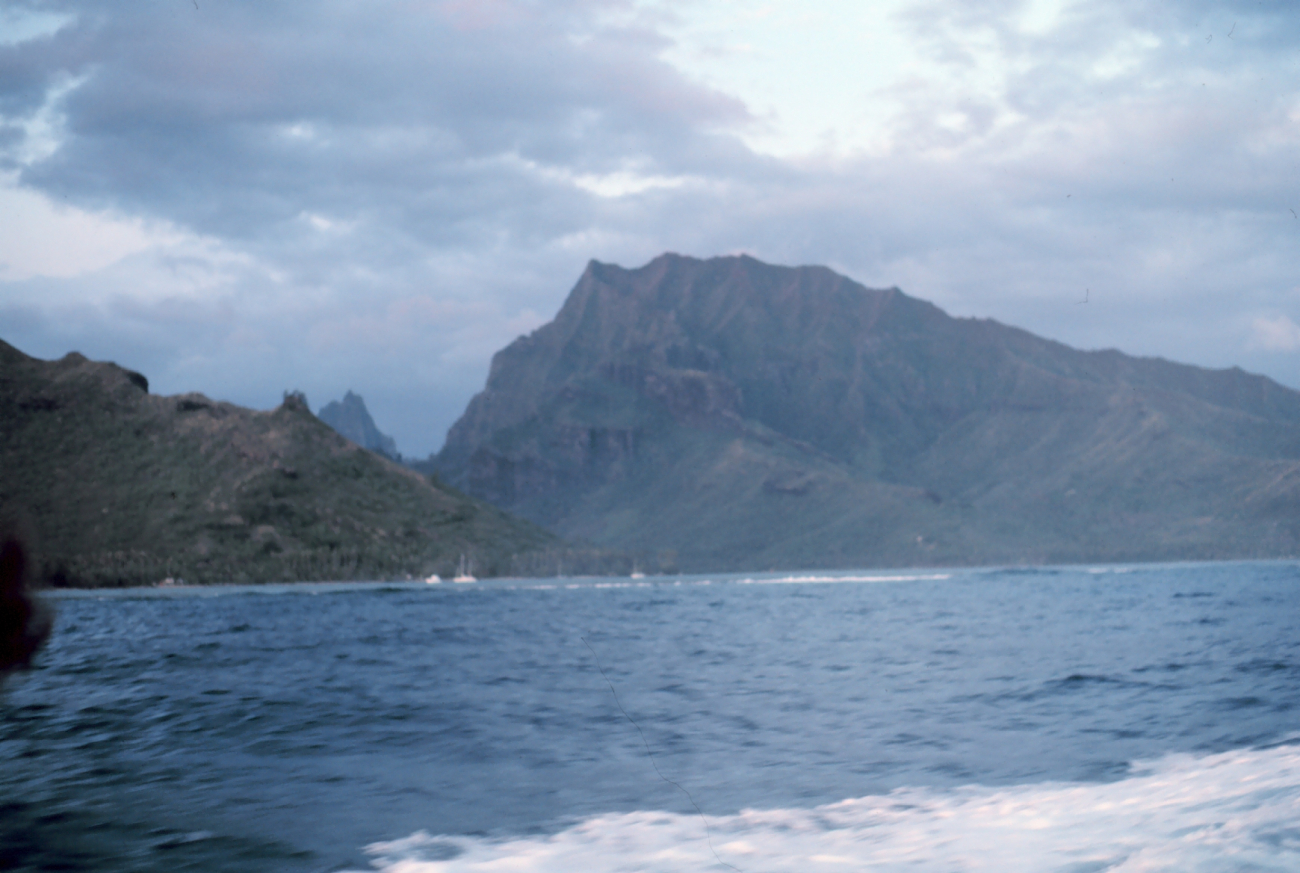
[1,0,1297,456]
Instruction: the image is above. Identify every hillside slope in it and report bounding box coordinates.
[436,253,1300,569]
[0,341,559,586]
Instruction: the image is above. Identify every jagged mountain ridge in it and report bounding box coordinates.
[0,340,559,586]
[318,391,399,458]
[436,252,1300,569]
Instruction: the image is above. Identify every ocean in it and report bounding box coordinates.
[2,561,1298,872]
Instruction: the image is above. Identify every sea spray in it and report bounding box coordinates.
[362,744,1300,872]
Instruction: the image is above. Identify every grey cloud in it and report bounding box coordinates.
[0,0,760,334]
[11,1,750,233]
[0,0,1297,455]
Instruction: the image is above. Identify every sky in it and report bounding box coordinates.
[1,0,1297,457]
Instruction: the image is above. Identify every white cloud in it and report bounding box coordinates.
[0,6,73,46]
[0,178,174,280]
[657,0,925,158]
[3,72,85,167]
[1249,314,1300,352]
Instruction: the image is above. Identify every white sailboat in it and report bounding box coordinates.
[424,573,441,584]
[629,560,645,580]
[453,554,477,583]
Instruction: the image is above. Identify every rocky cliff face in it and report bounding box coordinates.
[0,341,558,586]
[318,391,399,458]
[436,253,1300,570]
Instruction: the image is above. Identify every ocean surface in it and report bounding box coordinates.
[2,561,1298,872]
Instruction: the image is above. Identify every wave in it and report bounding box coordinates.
[359,744,1300,872]
[43,580,427,599]
[736,573,952,585]
[503,574,953,591]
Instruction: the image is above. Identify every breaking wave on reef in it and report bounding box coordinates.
[361,744,1300,873]
[736,573,953,584]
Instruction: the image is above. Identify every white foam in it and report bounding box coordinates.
[359,744,1300,872]
[737,573,952,585]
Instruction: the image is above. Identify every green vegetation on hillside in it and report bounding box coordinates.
[0,341,560,587]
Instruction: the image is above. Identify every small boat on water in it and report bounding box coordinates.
[629,560,645,580]
[425,574,441,584]
[453,554,477,583]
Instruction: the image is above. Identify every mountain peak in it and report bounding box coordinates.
[437,253,1300,570]
[317,391,399,458]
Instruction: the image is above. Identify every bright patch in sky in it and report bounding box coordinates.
[1017,0,1068,34]
[653,0,1081,158]
[657,0,925,156]
[0,7,72,45]
[1251,314,1300,352]
[0,179,161,281]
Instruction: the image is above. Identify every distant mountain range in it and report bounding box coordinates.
[318,391,399,458]
[435,253,1300,570]
[0,341,559,586]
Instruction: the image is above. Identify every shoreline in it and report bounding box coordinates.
[36,555,1300,595]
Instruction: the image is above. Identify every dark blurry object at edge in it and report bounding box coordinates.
[1,536,52,677]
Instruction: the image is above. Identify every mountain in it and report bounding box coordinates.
[318,391,399,458]
[0,340,559,586]
[435,253,1300,570]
